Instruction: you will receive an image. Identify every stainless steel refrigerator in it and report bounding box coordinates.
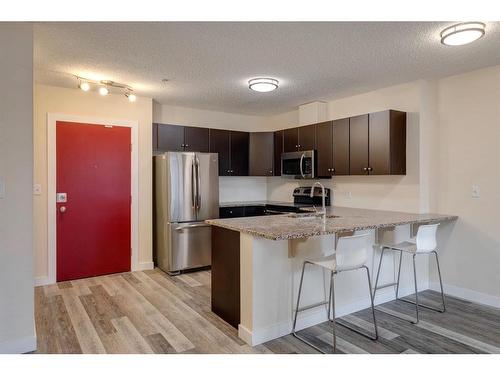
[154,152,219,275]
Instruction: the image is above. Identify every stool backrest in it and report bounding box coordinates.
[416,223,439,253]
[336,232,371,270]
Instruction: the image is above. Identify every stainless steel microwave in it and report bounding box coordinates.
[281,150,316,179]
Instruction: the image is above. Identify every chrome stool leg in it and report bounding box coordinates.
[399,252,446,314]
[292,261,329,354]
[334,267,378,340]
[434,250,446,312]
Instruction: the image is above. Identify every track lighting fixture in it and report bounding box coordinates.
[75,75,137,102]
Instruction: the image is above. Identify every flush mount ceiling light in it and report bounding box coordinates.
[75,76,137,102]
[248,78,279,92]
[440,22,486,46]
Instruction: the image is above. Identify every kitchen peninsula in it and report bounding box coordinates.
[206,206,457,346]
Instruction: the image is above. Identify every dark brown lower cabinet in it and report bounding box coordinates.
[249,132,274,176]
[211,226,240,328]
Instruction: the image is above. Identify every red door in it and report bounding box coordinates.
[56,121,131,281]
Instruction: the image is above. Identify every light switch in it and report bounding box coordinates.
[33,184,42,195]
[0,176,5,198]
[472,185,480,199]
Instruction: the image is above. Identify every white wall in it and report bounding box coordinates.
[266,81,422,213]
[429,65,500,305]
[34,85,154,282]
[0,24,35,353]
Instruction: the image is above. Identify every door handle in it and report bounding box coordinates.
[191,161,196,210]
[299,154,305,178]
[174,223,211,231]
[59,206,67,213]
[195,155,201,210]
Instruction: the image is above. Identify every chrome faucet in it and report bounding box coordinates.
[310,181,326,217]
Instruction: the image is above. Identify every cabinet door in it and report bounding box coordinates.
[315,121,333,177]
[298,124,315,151]
[184,126,209,152]
[273,130,284,176]
[333,118,350,175]
[157,124,184,152]
[283,128,298,152]
[230,131,249,176]
[368,111,391,175]
[349,114,369,175]
[209,129,230,176]
[249,132,274,176]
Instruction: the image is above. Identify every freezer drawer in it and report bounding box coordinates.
[157,221,212,274]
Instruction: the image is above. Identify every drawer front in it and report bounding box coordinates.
[219,206,245,218]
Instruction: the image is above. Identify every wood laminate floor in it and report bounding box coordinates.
[34,268,500,354]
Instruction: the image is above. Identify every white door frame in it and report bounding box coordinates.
[46,113,139,285]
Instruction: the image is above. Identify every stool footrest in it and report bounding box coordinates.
[297,301,329,313]
[374,282,398,290]
[398,297,446,313]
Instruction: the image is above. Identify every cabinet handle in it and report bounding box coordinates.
[363,167,368,171]
[181,143,185,147]
[367,167,373,172]
[331,168,335,174]
[185,144,189,148]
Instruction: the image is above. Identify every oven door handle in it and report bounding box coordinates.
[299,153,305,179]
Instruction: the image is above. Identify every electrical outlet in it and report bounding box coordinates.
[346,191,352,200]
[472,185,480,199]
[33,184,42,195]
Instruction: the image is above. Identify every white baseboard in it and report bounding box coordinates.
[239,284,419,346]
[430,281,500,309]
[135,261,155,271]
[35,262,155,287]
[0,335,37,354]
[35,276,52,287]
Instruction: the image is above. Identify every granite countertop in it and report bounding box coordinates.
[206,206,458,241]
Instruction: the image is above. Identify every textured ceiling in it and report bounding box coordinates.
[34,22,500,115]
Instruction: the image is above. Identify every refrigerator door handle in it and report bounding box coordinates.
[191,159,197,211]
[195,154,201,211]
[174,223,211,230]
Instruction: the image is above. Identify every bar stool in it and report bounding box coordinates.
[373,223,446,324]
[292,232,378,353]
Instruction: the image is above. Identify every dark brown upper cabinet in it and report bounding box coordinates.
[283,125,316,152]
[333,118,350,175]
[315,119,350,177]
[283,128,298,152]
[349,110,406,175]
[155,123,209,152]
[368,110,406,175]
[315,121,333,177]
[298,124,315,151]
[230,131,249,176]
[156,123,184,152]
[273,130,284,176]
[249,132,274,176]
[184,126,209,152]
[209,129,231,176]
[209,129,249,176]
[349,114,369,175]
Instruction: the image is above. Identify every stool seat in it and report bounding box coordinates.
[308,255,336,271]
[382,240,418,254]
